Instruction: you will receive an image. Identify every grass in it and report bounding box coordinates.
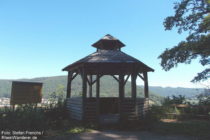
[153,119,210,139]
[66,127,92,134]
[43,120,95,139]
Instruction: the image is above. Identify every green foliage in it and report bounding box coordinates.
[49,84,65,104]
[44,100,69,129]
[146,105,166,122]
[159,0,210,82]
[162,95,186,105]
[197,88,210,105]
[0,99,68,131]
[67,127,92,134]
[0,105,46,131]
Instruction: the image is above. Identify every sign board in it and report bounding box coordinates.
[10,81,43,105]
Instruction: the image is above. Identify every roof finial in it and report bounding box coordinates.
[92,34,125,50]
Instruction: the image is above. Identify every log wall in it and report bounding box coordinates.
[66,97,149,122]
[66,98,83,120]
[121,98,149,121]
[84,98,97,121]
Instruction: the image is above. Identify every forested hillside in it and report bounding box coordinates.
[0,75,163,104]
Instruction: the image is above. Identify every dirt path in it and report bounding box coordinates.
[45,130,195,140]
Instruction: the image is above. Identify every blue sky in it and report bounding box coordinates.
[0,0,208,88]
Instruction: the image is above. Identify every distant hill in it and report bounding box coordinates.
[147,86,204,98]
[0,75,204,103]
[0,76,163,104]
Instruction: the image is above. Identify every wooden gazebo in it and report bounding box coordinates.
[63,34,154,122]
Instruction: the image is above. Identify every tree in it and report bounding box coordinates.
[159,0,210,82]
[49,85,65,103]
[197,86,210,105]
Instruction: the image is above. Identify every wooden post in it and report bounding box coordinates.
[82,69,87,121]
[89,75,92,98]
[131,73,137,99]
[119,74,125,99]
[143,72,149,98]
[119,73,124,121]
[131,72,138,119]
[66,71,73,98]
[96,74,100,121]
[12,105,15,112]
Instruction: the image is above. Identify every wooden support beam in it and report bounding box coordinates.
[96,73,100,121]
[123,74,130,86]
[79,68,83,79]
[91,75,103,85]
[137,73,144,81]
[111,75,119,82]
[131,73,137,99]
[143,72,149,98]
[71,72,78,81]
[87,77,91,86]
[66,71,73,98]
[89,75,92,97]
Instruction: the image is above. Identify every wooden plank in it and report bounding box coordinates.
[68,98,83,103]
[68,106,83,111]
[67,103,82,108]
[68,110,82,115]
[69,107,83,111]
[67,105,82,109]
[68,102,83,107]
[70,111,83,116]
[67,103,83,107]
[86,102,97,105]
[68,100,83,104]
[70,109,82,114]
[68,100,82,104]
[70,112,83,117]
[71,114,83,120]
[68,97,83,101]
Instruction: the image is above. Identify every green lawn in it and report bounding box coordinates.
[153,120,210,139]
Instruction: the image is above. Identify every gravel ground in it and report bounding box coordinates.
[44,130,196,140]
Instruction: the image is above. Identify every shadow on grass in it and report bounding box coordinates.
[152,120,210,139]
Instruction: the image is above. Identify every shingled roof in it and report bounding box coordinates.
[63,49,154,71]
[63,34,154,72]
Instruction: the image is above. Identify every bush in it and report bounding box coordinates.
[44,100,69,129]
[162,95,186,106]
[0,105,46,131]
[0,100,68,131]
[146,105,165,122]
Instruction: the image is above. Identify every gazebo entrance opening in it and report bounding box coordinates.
[63,34,154,122]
